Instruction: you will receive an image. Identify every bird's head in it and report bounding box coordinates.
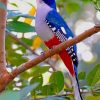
[36,0,56,10]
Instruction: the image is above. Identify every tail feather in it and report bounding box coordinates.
[72,75,83,100]
[45,37,83,100]
[59,51,83,100]
[59,49,75,76]
[74,65,83,100]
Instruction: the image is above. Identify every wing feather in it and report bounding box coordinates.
[45,10,78,66]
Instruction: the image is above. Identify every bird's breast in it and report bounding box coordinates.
[35,3,54,41]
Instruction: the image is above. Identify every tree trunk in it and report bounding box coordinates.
[0,0,8,92]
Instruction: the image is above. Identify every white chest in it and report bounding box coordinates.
[35,3,54,41]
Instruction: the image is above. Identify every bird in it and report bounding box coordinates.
[35,0,83,100]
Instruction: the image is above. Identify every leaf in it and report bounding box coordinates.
[93,90,100,96]
[41,83,56,95]
[6,36,27,66]
[0,91,20,100]
[30,75,43,95]
[78,71,86,80]
[32,35,43,49]
[30,75,43,88]
[9,3,18,7]
[86,64,100,86]
[29,66,50,76]
[66,2,81,14]
[42,96,66,100]
[24,6,36,24]
[19,83,40,100]
[81,85,92,90]
[7,10,35,19]
[49,71,64,93]
[21,38,32,46]
[32,35,48,50]
[7,21,35,33]
[85,94,100,100]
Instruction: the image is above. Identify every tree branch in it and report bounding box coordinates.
[0,0,7,73]
[11,26,100,77]
[30,87,100,100]
[0,0,9,92]
[6,32,70,88]
[0,26,100,92]
[6,32,35,53]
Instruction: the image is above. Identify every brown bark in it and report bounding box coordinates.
[11,26,100,77]
[4,26,100,91]
[0,26,100,92]
[0,0,9,92]
[0,0,7,73]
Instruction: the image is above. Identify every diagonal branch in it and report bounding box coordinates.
[6,31,70,87]
[10,26,100,78]
[6,32,35,53]
[0,26,100,92]
[6,31,57,71]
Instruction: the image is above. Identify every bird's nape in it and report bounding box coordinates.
[42,0,55,4]
[42,0,56,10]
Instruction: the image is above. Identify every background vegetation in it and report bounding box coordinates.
[0,0,100,100]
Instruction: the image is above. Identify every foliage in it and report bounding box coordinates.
[1,0,99,100]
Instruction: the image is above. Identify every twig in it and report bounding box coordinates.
[30,87,100,100]
[6,32,35,53]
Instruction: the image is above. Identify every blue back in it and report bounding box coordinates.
[45,10,78,67]
[43,0,56,10]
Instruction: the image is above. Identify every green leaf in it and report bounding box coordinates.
[29,66,50,76]
[42,96,66,100]
[81,0,92,3]
[7,10,35,19]
[19,83,40,100]
[9,3,18,7]
[49,71,64,93]
[6,36,27,66]
[66,2,81,14]
[7,21,35,33]
[20,66,49,83]
[41,83,56,95]
[85,94,100,100]
[81,85,92,90]
[30,75,43,95]
[30,75,43,88]
[78,71,86,80]
[93,90,100,96]
[0,91,20,100]
[21,38,32,46]
[86,64,100,86]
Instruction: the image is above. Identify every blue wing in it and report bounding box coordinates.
[45,10,78,67]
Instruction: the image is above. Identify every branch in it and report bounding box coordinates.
[6,32,35,53]
[11,26,100,78]
[6,31,70,88]
[0,26,100,92]
[6,32,57,71]
[0,0,7,73]
[0,0,9,92]
[30,87,100,100]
